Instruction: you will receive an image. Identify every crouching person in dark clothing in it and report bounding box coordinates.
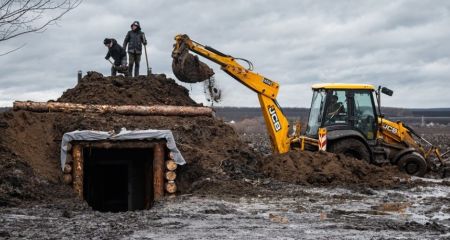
[123,21,147,77]
[104,38,128,76]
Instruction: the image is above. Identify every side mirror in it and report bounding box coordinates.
[381,87,393,96]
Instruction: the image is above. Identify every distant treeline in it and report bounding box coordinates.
[0,107,11,113]
[214,107,309,121]
[214,106,450,122]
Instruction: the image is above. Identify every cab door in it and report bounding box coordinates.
[349,90,377,140]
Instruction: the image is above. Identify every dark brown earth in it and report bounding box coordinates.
[57,71,199,106]
[0,71,408,207]
[171,36,215,83]
[261,151,407,188]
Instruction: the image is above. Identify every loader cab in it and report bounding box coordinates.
[305,83,378,140]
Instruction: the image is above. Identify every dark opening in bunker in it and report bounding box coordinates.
[83,147,154,212]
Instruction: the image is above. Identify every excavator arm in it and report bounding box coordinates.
[172,34,291,153]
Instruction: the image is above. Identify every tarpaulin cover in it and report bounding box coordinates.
[60,128,185,170]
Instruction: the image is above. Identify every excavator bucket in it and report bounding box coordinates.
[172,40,214,83]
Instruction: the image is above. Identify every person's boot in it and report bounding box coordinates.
[134,65,139,77]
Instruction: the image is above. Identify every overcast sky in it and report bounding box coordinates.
[1,0,449,108]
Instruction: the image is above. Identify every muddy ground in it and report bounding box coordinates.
[1,73,450,239]
[1,178,450,239]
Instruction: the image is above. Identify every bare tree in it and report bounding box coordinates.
[0,0,81,42]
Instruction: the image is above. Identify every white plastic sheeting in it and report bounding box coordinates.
[60,129,186,170]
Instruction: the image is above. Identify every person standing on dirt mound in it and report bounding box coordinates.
[104,38,128,76]
[123,21,147,77]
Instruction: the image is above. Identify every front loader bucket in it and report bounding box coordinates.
[172,42,214,83]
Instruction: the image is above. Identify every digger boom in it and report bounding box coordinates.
[172,34,291,153]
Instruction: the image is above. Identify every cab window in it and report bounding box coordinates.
[306,90,326,136]
[324,90,348,126]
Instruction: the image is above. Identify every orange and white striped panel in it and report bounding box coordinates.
[318,128,327,151]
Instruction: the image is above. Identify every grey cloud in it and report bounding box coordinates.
[0,0,449,108]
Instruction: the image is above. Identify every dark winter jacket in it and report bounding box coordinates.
[105,39,126,66]
[123,30,147,54]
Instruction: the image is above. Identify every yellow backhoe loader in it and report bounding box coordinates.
[171,34,449,177]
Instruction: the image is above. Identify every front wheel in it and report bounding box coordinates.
[329,138,371,163]
[397,152,427,177]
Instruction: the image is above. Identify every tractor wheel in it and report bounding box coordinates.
[329,138,371,163]
[397,152,427,177]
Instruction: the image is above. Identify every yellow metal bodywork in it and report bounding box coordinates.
[376,118,446,165]
[312,83,375,90]
[173,34,291,153]
[378,118,419,149]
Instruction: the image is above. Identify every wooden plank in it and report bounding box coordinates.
[72,144,83,199]
[153,143,165,200]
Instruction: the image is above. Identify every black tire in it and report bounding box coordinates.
[397,152,427,177]
[329,138,371,163]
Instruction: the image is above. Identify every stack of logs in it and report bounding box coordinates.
[63,143,74,185]
[165,155,178,195]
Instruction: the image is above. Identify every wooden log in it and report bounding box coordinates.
[153,143,165,200]
[165,160,177,171]
[63,163,72,174]
[72,144,83,199]
[165,181,177,194]
[63,174,73,185]
[165,171,177,181]
[13,101,213,117]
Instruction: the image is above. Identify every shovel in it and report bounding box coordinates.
[144,45,152,76]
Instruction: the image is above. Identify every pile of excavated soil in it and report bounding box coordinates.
[57,71,199,106]
[261,151,407,188]
[0,71,409,206]
[0,72,259,206]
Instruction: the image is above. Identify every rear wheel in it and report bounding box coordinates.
[397,152,427,177]
[329,138,371,163]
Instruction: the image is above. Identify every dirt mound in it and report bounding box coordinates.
[57,71,198,106]
[261,151,407,188]
[0,72,259,205]
[0,145,76,207]
[0,146,39,206]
